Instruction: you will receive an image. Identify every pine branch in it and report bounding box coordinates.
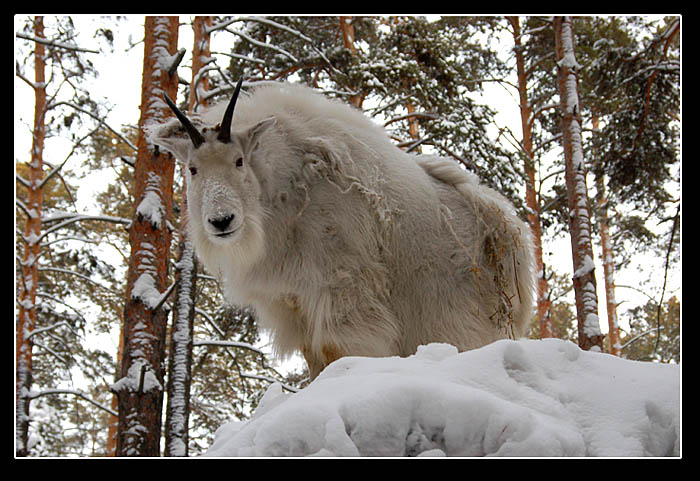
[16,32,100,54]
[37,214,131,245]
[193,339,264,356]
[38,267,118,294]
[48,101,137,152]
[25,388,117,417]
[239,372,300,393]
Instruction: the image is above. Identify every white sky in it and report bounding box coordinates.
[15,14,681,347]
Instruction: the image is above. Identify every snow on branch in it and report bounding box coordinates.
[25,388,117,417]
[131,274,178,312]
[16,32,100,54]
[36,213,130,245]
[25,321,71,340]
[224,27,298,63]
[38,267,118,294]
[15,172,31,189]
[383,111,440,128]
[621,326,664,351]
[49,101,138,152]
[111,361,162,395]
[193,339,264,356]
[240,372,300,393]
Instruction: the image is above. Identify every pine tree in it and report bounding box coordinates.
[114,16,179,457]
[505,16,553,338]
[16,15,124,456]
[16,16,46,457]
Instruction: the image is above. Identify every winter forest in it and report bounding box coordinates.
[15,15,680,457]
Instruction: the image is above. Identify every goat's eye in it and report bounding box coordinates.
[189,166,197,176]
[236,157,244,168]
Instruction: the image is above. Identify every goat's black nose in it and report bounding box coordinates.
[209,214,235,232]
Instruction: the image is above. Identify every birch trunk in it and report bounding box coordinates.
[164,15,210,457]
[16,15,45,457]
[553,16,604,351]
[115,16,179,456]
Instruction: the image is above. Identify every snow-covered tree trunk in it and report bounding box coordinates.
[16,15,45,457]
[164,15,210,457]
[507,16,552,338]
[114,16,179,456]
[553,16,603,351]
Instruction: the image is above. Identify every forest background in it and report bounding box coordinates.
[14,14,680,457]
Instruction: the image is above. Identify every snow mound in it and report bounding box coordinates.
[203,339,680,457]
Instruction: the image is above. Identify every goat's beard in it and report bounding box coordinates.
[188,207,267,284]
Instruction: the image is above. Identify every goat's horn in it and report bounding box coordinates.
[217,78,244,144]
[163,93,205,149]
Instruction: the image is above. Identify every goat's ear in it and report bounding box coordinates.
[245,117,276,149]
[147,122,195,164]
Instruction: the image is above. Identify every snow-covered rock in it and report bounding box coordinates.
[203,339,680,457]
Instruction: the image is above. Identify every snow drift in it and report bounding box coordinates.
[203,339,680,457]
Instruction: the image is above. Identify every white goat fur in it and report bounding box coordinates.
[150,82,535,379]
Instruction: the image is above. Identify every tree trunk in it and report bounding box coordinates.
[16,15,46,458]
[553,16,603,351]
[593,115,622,357]
[592,115,621,357]
[596,177,621,356]
[115,16,179,457]
[507,16,552,337]
[404,101,422,153]
[340,16,364,108]
[164,15,210,457]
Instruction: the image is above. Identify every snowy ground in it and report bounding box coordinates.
[203,339,680,457]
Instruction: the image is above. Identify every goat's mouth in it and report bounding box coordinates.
[214,229,236,238]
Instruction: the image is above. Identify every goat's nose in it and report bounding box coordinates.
[209,214,235,232]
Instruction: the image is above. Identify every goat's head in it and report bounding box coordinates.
[153,79,276,252]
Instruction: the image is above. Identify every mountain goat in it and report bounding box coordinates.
[150,79,535,380]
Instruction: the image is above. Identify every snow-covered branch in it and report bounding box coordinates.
[37,213,131,244]
[25,321,71,340]
[38,267,117,294]
[36,292,89,326]
[16,198,33,219]
[383,111,440,128]
[33,341,70,366]
[16,32,100,54]
[224,27,298,63]
[239,372,300,393]
[620,326,664,351]
[193,339,264,356]
[15,172,31,189]
[25,388,117,417]
[194,307,226,338]
[152,278,179,313]
[49,101,137,152]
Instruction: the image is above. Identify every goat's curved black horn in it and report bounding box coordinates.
[163,93,205,149]
[217,78,244,144]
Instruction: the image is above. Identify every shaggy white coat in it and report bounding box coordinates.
[150,82,535,379]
